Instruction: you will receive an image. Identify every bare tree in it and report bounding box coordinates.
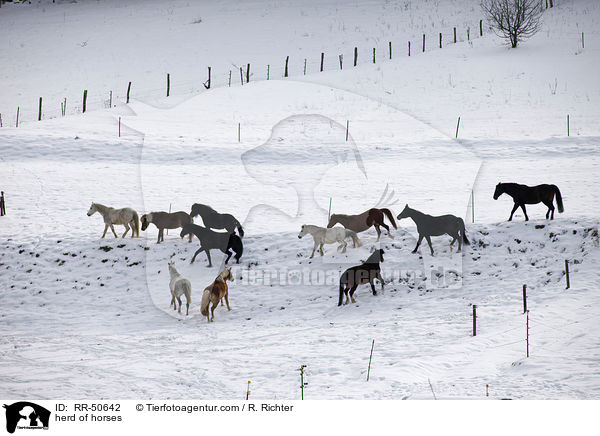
[481,0,543,48]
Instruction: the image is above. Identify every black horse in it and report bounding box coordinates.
[190,203,244,237]
[397,204,469,256]
[338,249,384,306]
[180,223,243,267]
[493,183,564,221]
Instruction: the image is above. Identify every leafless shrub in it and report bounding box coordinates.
[481,0,543,48]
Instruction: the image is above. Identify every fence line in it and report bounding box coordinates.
[0,20,488,127]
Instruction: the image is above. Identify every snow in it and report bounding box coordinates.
[0,0,599,401]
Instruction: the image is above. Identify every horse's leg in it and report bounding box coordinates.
[224,292,231,311]
[376,271,385,292]
[319,242,324,256]
[412,235,423,253]
[370,280,377,296]
[310,240,318,258]
[520,203,529,221]
[177,296,182,313]
[225,249,233,264]
[110,224,118,238]
[457,232,462,252]
[122,223,130,238]
[185,294,189,315]
[158,228,163,244]
[375,225,381,242]
[205,250,213,267]
[508,203,519,221]
[210,301,217,321]
[170,294,175,310]
[190,247,204,264]
[102,224,109,238]
[381,222,392,238]
[349,284,358,303]
[543,200,554,220]
[425,235,434,256]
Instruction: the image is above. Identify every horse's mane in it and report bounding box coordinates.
[364,249,383,264]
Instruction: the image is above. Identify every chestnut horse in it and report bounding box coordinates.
[200,267,234,322]
[327,208,397,241]
[141,211,192,243]
[493,183,564,221]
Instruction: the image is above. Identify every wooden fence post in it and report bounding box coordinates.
[38,97,42,121]
[109,90,112,107]
[522,284,527,313]
[0,191,5,216]
[472,304,477,336]
[246,381,251,400]
[454,27,457,43]
[373,47,376,63]
[389,41,392,59]
[240,67,244,85]
[327,198,332,223]
[118,117,121,137]
[246,63,250,83]
[480,19,483,36]
[455,116,461,138]
[582,32,584,49]
[339,54,343,69]
[467,28,470,41]
[63,98,67,116]
[82,90,87,113]
[16,107,19,128]
[299,365,307,400]
[204,66,211,89]
[423,34,426,52]
[567,114,570,136]
[354,47,358,66]
[0,113,2,128]
[228,70,232,87]
[303,59,306,75]
[439,33,442,48]
[565,260,570,289]
[366,339,375,381]
[126,81,132,104]
[320,52,324,71]
[238,123,241,142]
[346,120,349,141]
[285,56,289,77]
[408,41,411,56]
[267,65,270,80]
[166,73,170,97]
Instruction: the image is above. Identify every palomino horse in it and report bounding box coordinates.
[328,208,397,241]
[168,262,192,315]
[298,224,361,258]
[493,183,564,221]
[190,203,244,237]
[87,202,139,238]
[397,204,469,256]
[180,224,243,267]
[201,267,234,322]
[141,211,192,243]
[338,249,385,306]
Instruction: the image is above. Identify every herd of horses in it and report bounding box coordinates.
[86,182,564,317]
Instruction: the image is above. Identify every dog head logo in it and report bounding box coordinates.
[3,402,50,434]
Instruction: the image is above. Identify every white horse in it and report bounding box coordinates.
[87,202,139,238]
[298,224,361,258]
[168,262,192,315]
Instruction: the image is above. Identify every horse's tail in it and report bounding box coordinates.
[200,288,211,316]
[459,217,470,245]
[553,185,564,213]
[348,230,362,247]
[235,220,244,238]
[381,208,397,229]
[132,211,140,237]
[183,280,192,305]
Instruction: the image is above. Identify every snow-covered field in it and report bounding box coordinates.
[1,0,599,401]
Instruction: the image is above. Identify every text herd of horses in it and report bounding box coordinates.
[86,183,564,319]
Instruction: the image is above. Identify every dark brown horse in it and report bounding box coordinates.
[141,211,192,243]
[327,208,397,241]
[493,183,564,221]
[338,249,385,306]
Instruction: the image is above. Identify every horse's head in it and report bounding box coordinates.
[167,261,177,275]
[86,203,96,216]
[298,225,308,239]
[189,204,199,218]
[396,204,410,220]
[493,183,503,200]
[224,267,234,282]
[326,215,338,228]
[140,214,150,231]
[179,225,189,239]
